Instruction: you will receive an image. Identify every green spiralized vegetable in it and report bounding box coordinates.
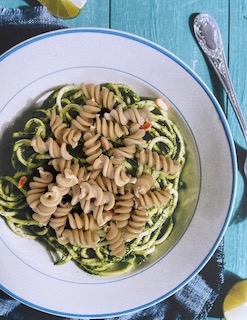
[0,83,186,276]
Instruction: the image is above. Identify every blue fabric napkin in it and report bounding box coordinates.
[0,6,66,55]
[0,6,224,320]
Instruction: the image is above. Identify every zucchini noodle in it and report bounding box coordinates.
[0,82,186,276]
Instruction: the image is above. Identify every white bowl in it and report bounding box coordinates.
[0,28,237,318]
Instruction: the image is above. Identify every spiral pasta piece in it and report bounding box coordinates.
[133,174,154,198]
[114,165,136,187]
[104,103,128,125]
[101,191,115,210]
[106,221,126,257]
[26,167,53,209]
[112,192,134,228]
[94,115,128,140]
[113,144,136,159]
[27,169,62,226]
[100,87,117,110]
[81,83,101,103]
[137,190,172,209]
[26,187,47,210]
[83,213,101,230]
[49,159,90,183]
[48,139,73,161]
[92,205,113,227]
[48,158,72,173]
[30,135,47,154]
[137,149,180,174]
[47,182,70,196]
[95,175,125,195]
[83,131,102,165]
[31,136,73,161]
[79,202,113,223]
[32,203,57,225]
[70,184,81,205]
[81,83,116,110]
[80,180,104,206]
[32,186,62,226]
[39,185,62,207]
[106,104,153,126]
[123,106,153,125]
[61,127,81,149]
[49,202,72,236]
[68,212,99,231]
[123,124,145,146]
[50,109,81,148]
[69,163,90,183]
[59,228,100,248]
[50,109,67,139]
[79,180,115,211]
[82,100,102,118]
[123,209,149,240]
[93,154,116,180]
[71,101,100,132]
[56,168,78,188]
[79,197,94,214]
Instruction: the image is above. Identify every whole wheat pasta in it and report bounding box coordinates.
[0,82,186,276]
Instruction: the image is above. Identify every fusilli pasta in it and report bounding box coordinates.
[0,82,186,276]
[123,209,149,241]
[106,221,126,257]
[137,148,181,174]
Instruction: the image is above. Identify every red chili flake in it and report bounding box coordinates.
[18,176,28,189]
[56,140,62,147]
[140,122,152,130]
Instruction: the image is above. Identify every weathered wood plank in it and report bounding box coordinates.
[1,2,246,320]
[110,0,229,93]
[224,0,247,284]
[65,0,110,28]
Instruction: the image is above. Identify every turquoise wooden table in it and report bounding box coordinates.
[1,1,247,319]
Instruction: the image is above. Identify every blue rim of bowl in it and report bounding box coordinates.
[0,27,238,318]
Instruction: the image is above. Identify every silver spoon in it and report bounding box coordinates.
[193,13,247,177]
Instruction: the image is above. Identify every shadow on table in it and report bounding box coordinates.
[229,143,247,224]
[22,0,41,7]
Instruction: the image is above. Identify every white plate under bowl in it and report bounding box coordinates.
[0,28,237,318]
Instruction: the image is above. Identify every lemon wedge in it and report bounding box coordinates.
[38,0,87,19]
[223,279,247,320]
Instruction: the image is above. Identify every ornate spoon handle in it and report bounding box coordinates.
[193,13,247,143]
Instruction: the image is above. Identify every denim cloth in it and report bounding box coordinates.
[0,6,66,55]
[0,6,224,320]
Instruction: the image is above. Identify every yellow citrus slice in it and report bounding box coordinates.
[38,0,87,19]
[223,279,247,320]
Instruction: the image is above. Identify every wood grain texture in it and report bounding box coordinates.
[227,0,247,144]
[110,0,229,94]
[1,1,247,319]
[65,0,110,28]
[223,0,247,285]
